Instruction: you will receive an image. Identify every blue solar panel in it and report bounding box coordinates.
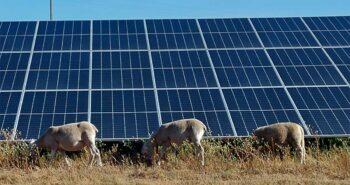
[17,91,88,139]
[0,53,30,90]
[1,16,350,140]
[27,52,89,90]
[152,50,217,88]
[303,16,350,46]
[92,51,153,89]
[91,90,159,138]
[158,89,234,136]
[0,22,36,51]
[198,18,261,48]
[35,21,90,51]
[147,19,204,49]
[210,49,281,87]
[223,88,302,135]
[325,48,350,84]
[93,20,147,50]
[251,18,318,47]
[268,48,347,85]
[0,92,21,131]
[288,87,350,135]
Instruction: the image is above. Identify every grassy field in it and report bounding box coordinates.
[0,138,349,185]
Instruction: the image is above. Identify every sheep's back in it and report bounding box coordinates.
[254,122,302,145]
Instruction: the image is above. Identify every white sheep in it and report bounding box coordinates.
[142,118,207,166]
[253,122,306,164]
[30,121,102,166]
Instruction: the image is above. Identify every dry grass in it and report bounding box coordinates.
[0,137,349,185]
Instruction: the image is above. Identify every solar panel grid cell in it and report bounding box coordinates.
[268,48,347,86]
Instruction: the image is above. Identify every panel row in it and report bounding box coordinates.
[1,17,349,51]
[2,48,349,91]
[1,86,349,139]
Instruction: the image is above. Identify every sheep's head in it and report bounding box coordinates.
[142,140,153,156]
[142,138,156,166]
[28,139,40,157]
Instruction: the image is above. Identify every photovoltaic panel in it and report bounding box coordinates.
[26,52,89,90]
[209,49,281,87]
[92,51,153,89]
[35,21,90,51]
[17,91,88,139]
[198,18,261,48]
[146,19,204,49]
[0,92,21,131]
[151,50,217,88]
[91,90,159,139]
[157,89,234,136]
[303,16,350,46]
[288,87,350,135]
[223,88,302,136]
[325,48,350,84]
[0,52,30,90]
[0,22,36,51]
[268,48,347,86]
[251,18,318,47]
[93,20,147,50]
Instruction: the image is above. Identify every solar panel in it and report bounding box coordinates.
[288,87,350,135]
[35,21,90,51]
[0,16,349,140]
[152,50,217,88]
[209,49,281,87]
[325,48,350,84]
[267,48,347,85]
[251,17,318,47]
[0,22,36,51]
[27,52,89,90]
[146,19,204,49]
[223,88,302,136]
[0,52,30,90]
[198,18,261,48]
[0,92,21,131]
[303,16,350,46]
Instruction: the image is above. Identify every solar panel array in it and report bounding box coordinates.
[0,16,349,140]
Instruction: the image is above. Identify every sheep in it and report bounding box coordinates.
[142,118,207,166]
[252,122,306,164]
[30,121,102,167]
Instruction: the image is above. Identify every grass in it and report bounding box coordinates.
[0,135,349,185]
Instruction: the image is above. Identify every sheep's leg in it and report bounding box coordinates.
[49,149,57,166]
[157,145,169,166]
[194,142,204,166]
[88,146,96,167]
[61,151,71,167]
[296,144,304,164]
[92,145,102,166]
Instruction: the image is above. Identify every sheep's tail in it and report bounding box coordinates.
[90,123,99,133]
[300,125,305,158]
[201,121,208,133]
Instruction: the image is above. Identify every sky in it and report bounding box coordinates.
[0,0,349,21]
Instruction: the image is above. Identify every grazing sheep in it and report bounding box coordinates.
[253,122,306,164]
[30,121,102,167]
[142,118,207,166]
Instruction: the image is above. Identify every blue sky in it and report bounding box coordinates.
[0,0,349,21]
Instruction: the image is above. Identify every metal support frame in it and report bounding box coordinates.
[143,20,163,127]
[11,21,40,140]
